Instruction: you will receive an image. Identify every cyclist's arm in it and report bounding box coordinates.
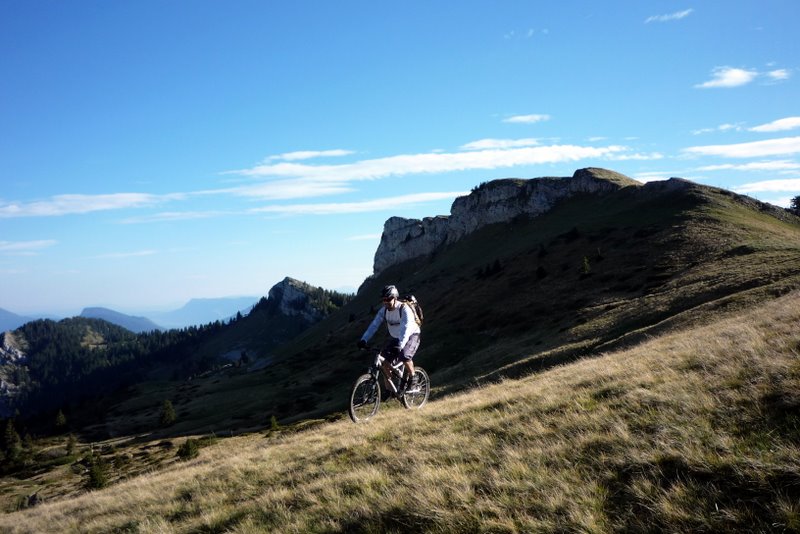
[360,308,385,344]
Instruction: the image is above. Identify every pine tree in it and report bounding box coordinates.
[791,195,800,214]
[85,454,108,489]
[55,409,67,431]
[581,256,591,276]
[159,400,177,427]
[3,420,22,461]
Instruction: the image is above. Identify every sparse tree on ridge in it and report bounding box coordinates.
[55,409,67,431]
[790,195,800,215]
[159,400,177,427]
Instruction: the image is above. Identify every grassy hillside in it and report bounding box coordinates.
[2,289,798,532]
[66,177,800,440]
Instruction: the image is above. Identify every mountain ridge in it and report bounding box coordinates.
[80,307,162,333]
[371,167,792,277]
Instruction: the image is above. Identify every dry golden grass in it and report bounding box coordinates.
[2,292,799,532]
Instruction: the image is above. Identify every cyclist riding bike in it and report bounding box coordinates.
[358,285,421,396]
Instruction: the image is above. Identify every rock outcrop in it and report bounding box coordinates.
[266,277,327,324]
[373,168,640,274]
[0,333,26,418]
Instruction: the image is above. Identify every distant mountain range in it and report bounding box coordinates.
[80,307,163,333]
[0,308,38,332]
[147,296,260,329]
[1,296,262,334]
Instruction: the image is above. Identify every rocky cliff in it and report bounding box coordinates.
[266,277,328,323]
[373,168,641,274]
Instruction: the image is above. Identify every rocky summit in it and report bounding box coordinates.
[372,168,640,274]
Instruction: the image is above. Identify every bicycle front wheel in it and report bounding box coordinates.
[402,367,430,410]
[349,374,381,423]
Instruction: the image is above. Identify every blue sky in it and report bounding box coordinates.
[1,1,798,315]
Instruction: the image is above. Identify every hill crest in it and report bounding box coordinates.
[371,167,793,276]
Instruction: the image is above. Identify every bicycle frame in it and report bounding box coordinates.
[369,350,406,395]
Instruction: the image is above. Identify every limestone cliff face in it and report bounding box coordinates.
[373,168,640,274]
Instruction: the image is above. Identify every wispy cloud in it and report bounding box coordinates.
[695,160,800,172]
[250,192,468,216]
[749,117,800,133]
[228,143,627,186]
[504,28,548,40]
[0,193,181,218]
[0,239,57,255]
[695,67,758,88]
[3,142,638,219]
[645,9,694,23]
[734,179,800,193]
[502,114,551,124]
[606,152,664,161]
[265,149,355,162]
[95,250,157,259]
[683,137,800,158]
[692,123,744,135]
[120,210,233,224]
[460,138,539,150]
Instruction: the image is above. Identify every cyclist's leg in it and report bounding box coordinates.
[380,338,398,392]
[400,334,421,389]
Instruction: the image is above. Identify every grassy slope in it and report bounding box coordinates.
[2,290,798,532]
[80,179,800,439]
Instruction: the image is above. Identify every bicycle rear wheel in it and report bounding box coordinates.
[349,374,381,423]
[402,367,430,410]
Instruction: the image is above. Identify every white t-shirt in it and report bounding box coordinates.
[361,302,421,349]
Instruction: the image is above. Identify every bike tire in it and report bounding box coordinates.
[348,374,381,423]
[402,367,430,410]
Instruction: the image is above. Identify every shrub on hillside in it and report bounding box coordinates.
[176,438,199,460]
[85,454,108,490]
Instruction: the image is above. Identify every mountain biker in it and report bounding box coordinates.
[358,285,421,395]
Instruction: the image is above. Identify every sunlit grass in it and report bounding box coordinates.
[2,291,798,532]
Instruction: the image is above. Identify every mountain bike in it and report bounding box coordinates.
[348,347,430,423]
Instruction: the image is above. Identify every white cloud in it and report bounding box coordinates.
[606,152,664,161]
[695,160,800,172]
[645,9,694,23]
[734,179,800,194]
[683,137,800,158]
[0,239,57,255]
[749,117,800,133]
[266,149,355,162]
[767,69,790,81]
[250,192,468,216]
[695,67,758,88]
[760,196,793,208]
[503,114,551,124]
[460,138,539,150]
[632,171,674,183]
[0,193,180,218]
